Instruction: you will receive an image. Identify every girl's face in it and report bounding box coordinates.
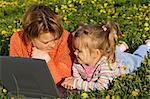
[32,32,57,52]
[73,38,101,66]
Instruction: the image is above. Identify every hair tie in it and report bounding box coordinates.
[102,25,107,31]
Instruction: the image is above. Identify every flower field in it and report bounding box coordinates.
[0,0,150,98]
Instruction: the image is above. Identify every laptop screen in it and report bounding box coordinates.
[0,56,59,98]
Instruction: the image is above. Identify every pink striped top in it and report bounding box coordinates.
[73,56,125,91]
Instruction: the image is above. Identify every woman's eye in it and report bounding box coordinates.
[43,42,49,44]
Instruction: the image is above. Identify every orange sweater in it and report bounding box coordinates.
[10,30,74,84]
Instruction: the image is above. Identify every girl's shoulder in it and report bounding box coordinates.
[72,63,83,69]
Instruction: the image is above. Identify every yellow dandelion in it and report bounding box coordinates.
[142,34,146,38]
[13,28,17,32]
[143,5,148,9]
[145,17,149,21]
[132,89,139,96]
[91,1,95,4]
[8,25,12,29]
[127,17,131,19]
[112,96,115,99]
[105,95,110,99]
[68,0,72,4]
[144,27,149,31]
[2,30,7,35]
[55,7,59,12]
[107,0,112,2]
[104,3,108,8]
[81,92,88,99]
[122,34,126,37]
[122,65,128,70]
[63,16,67,21]
[2,88,7,93]
[144,22,149,27]
[68,4,73,8]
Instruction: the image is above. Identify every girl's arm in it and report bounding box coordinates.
[73,65,115,91]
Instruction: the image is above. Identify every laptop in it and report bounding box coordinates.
[0,56,59,98]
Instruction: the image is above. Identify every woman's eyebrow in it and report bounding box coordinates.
[40,39,55,44]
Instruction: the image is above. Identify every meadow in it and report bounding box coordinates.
[0,0,150,98]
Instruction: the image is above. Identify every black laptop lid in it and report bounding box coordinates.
[0,56,59,98]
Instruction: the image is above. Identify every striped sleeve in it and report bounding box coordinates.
[73,63,117,91]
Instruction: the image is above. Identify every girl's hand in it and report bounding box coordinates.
[32,47,51,63]
[61,77,74,90]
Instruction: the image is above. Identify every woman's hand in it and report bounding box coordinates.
[31,47,51,63]
[61,77,74,90]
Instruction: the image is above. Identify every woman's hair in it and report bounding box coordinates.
[22,4,63,43]
[73,20,122,64]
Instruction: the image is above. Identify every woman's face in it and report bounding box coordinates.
[32,32,57,52]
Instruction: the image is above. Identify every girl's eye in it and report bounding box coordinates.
[78,49,82,53]
[74,48,81,53]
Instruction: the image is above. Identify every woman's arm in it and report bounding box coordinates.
[9,32,31,57]
[47,33,74,84]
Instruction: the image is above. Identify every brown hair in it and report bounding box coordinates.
[22,4,63,43]
[73,20,121,64]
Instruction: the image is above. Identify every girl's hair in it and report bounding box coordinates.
[22,4,63,43]
[74,20,122,64]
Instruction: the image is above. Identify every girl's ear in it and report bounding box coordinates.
[93,49,102,59]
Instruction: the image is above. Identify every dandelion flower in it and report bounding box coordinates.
[144,22,149,27]
[123,65,128,70]
[144,27,149,31]
[2,88,7,93]
[132,89,139,96]
[145,17,149,21]
[2,30,7,35]
[81,92,88,99]
[105,95,110,99]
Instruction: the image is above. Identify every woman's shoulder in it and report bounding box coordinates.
[62,30,72,39]
[58,30,72,45]
[11,30,24,40]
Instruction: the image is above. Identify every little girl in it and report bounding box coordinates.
[62,21,150,91]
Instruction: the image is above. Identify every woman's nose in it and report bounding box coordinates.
[48,41,55,48]
[51,42,55,48]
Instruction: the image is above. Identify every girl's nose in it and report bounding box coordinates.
[74,51,78,56]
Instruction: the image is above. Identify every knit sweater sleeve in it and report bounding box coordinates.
[47,31,73,84]
[73,63,117,91]
[9,31,31,57]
